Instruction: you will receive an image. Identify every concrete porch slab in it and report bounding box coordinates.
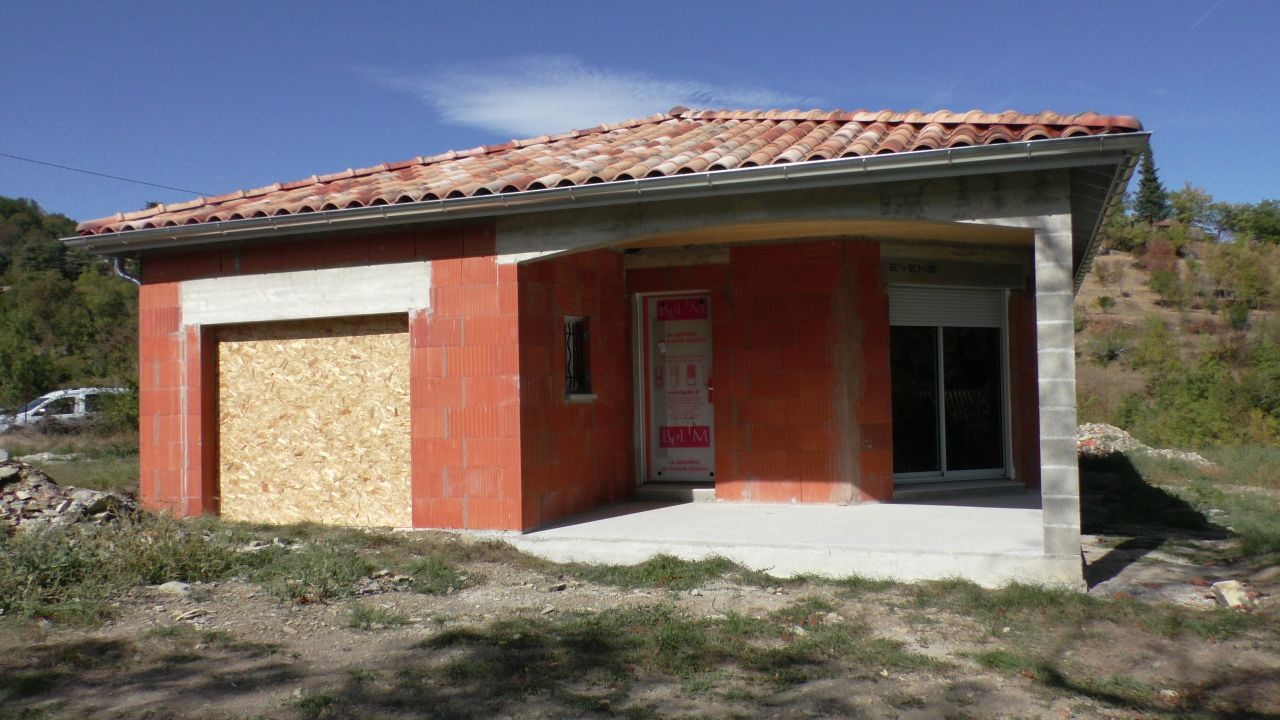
[510,501,1083,588]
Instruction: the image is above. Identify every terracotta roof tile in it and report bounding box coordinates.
[77,106,1143,235]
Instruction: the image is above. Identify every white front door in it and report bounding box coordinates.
[642,293,715,482]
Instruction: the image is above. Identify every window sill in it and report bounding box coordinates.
[565,393,598,404]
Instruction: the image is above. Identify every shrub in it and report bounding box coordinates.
[1086,328,1132,366]
[1148,269,1187,309]
[1092,260,1125,287]
[0,515,240,622]
[1142,238,1178,273]
[1223,301,1250,330]
[1129,316,1179,374]
[249,544,372,603]
[1096,295,1116,313]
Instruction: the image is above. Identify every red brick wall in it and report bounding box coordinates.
[625,240,892,503]
[1008,288,1041,488]
[517,250,633,528]
[137,281,183,513]
[138,224,534,529]
[409,225,524,530]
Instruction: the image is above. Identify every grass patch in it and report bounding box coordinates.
[1180,479,1280,557]
[908,577,1268,642]
[884,689,927,709]
[566,553,789,591]
[830,575,895,596]
[567,554,733,591]
[0,428,139,462]
[0,515,241,622]
[0,669,69,700]
[408,556,474,595]
[908,580,1115,635]
[769,595,835,625]
[28,455,139,494]
[401,601,936,715]
[973,648,1044,674]
[248,544,372,603]
[346,603,411,629]
[293,693,336,719]
[347,666,378,685]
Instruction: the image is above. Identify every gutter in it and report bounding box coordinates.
[63,132,1150,256]
[1073,146,1143,293]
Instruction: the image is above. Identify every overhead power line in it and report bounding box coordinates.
[0,151,210,197]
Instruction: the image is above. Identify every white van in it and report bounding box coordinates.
[0,387,129,433]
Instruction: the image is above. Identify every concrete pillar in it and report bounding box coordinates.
[1033,215,1083,576]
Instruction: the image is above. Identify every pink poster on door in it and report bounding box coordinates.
[646,294,714,481]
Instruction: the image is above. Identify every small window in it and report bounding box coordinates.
[564,316,591,396]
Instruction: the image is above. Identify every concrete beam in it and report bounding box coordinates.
[180,261,431,326]
[497,170,1073,259]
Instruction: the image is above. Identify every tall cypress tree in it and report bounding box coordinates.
[1135,148,1171,225]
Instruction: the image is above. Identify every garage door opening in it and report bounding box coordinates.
[216,314,411,526]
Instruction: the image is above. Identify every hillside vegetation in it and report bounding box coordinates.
[1078,180,1280,449]
[0,197,137,414]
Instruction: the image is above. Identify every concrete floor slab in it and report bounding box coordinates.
[510,500,1083,588]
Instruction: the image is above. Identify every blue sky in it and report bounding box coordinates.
[1,1,1275,224]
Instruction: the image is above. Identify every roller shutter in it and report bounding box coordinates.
[888,286,1005,328]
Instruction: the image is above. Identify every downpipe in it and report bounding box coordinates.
[111,256,140,286]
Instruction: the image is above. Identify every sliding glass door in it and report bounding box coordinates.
[888,287,1008,483]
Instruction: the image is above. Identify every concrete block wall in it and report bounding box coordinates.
[517,250,633,528]
[625,239,893,504]
[1033,216,1082,562]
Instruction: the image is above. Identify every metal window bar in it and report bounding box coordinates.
[565,317,591,394]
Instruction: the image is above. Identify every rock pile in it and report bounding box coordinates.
[1077,423,1212,467]
[0,460,138,533]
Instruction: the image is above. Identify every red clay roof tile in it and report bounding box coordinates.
[77,106,1143,235]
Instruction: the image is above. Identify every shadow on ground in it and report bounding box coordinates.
[1079,453,1231,587]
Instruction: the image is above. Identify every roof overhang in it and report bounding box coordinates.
[63,132,1148,291]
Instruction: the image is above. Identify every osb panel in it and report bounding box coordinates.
[218,315,411,527]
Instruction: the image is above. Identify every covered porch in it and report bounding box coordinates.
[508,492,1080,588]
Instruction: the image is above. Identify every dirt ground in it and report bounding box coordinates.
[3,513,1278,720]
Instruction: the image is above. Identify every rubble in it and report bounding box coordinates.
[14,451,78,464]
[0,460,138,533]
[1077,423,1212,467]
[1211,580,1254,610]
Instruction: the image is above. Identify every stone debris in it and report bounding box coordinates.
[354,572,413,596]
[1077,423,1212,467]
[157,581,193,596]
[1211,580,1254,610]
[14,451,78,464]
[0,460,138,533]
[237,537,298,553]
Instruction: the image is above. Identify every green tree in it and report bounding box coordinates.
[0,195,138,408]
[1134,149,1171,225]
[1169,183,1213,228]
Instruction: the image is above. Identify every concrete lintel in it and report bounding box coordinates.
[180,260,431,326]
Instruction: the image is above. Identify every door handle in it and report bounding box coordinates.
[706,376,714,403]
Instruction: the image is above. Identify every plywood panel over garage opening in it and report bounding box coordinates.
[217,314,411,527]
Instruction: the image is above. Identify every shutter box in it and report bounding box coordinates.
[888,286,1005,328]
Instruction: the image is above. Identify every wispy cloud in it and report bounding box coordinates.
[366,55,814,138]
